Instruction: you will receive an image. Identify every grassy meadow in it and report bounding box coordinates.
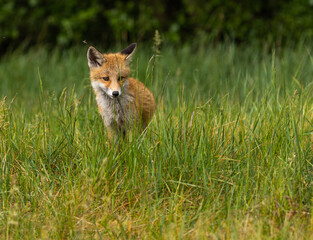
[1,42,313,239]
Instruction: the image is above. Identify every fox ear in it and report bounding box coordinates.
[120,43,137,63]
[87,46,106,68]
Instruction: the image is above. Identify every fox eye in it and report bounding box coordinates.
[102,77,110,81]
[119,76,126,81]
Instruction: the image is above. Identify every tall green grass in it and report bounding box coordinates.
[0,42,313,239]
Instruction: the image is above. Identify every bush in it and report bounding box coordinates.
[0,0,312,52]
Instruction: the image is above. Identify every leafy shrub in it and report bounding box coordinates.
[0,0,312,52]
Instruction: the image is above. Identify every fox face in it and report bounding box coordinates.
[87,43,136,98]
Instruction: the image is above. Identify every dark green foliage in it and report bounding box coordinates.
[0,0,313,52]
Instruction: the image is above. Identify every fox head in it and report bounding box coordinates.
[87,43,136,98]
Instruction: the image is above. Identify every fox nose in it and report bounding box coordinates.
[112,91,119,97]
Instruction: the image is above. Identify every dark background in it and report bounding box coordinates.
[1,0,313,53]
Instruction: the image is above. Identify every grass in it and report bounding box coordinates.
[0,42,313,239]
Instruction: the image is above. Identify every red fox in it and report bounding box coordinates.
[87,43,155,140]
